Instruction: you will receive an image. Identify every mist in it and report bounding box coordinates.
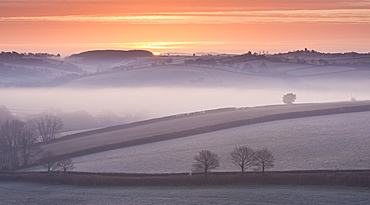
[1,86,365,120]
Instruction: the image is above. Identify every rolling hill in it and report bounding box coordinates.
[57,111,370,173]
[2,50,370,89]
[56,59,370,90]
[58,65,287,88]
[35,101,370,163]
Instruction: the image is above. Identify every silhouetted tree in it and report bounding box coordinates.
[283,93,297,105]
[40,151,57,172]
[230,146,255,173]
[0,119,36,169]
[253,148,275,174]
[56,158,75,173]
[192,150,220,176]
[20,121,37,166]
[0,105,13,123]
[34,114,63,142]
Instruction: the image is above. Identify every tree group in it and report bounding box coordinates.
[0,113,64,169]
[192,147,275,175]
[39,151,75,173]
[0,119,37,169]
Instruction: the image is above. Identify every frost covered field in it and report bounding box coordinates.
[53,111,370,173]
[1,182,369,205]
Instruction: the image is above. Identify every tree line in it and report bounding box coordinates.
[37,146,273,175]
[39,151,75,173]
[0,105,141,133]
[192,146,275,176]
[0,114,63,169]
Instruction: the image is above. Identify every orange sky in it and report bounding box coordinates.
[1,0,370,55]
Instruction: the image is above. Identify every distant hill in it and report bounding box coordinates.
[68,50,153,63]
[2,49,370,88]
[0,51,83,87]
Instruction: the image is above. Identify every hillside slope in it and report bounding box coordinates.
[59,65,286,88]
[57,62,370,89]
[37,101,370,161]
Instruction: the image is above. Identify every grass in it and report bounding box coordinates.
[1,170,369,187]
[35,101,370,163]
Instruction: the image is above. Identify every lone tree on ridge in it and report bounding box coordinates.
[282,93,297,105]
[230,146,255,173]
[192,150,220,176]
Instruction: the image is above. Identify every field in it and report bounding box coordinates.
[34,101,370,162]
[2,170,370,187]
[39,111,369,173]
[1,181,369,205]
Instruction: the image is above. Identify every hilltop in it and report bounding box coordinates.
[68,50,153,63]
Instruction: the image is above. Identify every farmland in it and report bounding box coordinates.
[29,110,369,173]
[22,101,370,172]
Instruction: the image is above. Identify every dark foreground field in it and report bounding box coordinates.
[1,170,369,187]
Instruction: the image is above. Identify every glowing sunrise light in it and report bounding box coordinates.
[153,52,161,56]
[1,0,370,54]
[2,9,370,24]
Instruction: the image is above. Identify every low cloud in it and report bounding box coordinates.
[1,9,370,24]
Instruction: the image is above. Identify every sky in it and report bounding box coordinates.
[1,0,370,56]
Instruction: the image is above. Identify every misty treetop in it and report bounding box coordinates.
[283,93,297,105]
[0,51,60,59]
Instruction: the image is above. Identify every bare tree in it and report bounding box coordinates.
[0,130,6,169]
[0,105,13,123]
[56,158,75,173]
[230,146,255,173]
[282,93,297,105]
[34,114,63,142]
[20,121,37,166]
[40,151,57,172]
[253,148,275,174]
[0,119,29,169]
[192,150,220,176]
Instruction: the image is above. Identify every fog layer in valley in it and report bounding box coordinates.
[2,51,370,121]
[1,86,365,119]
